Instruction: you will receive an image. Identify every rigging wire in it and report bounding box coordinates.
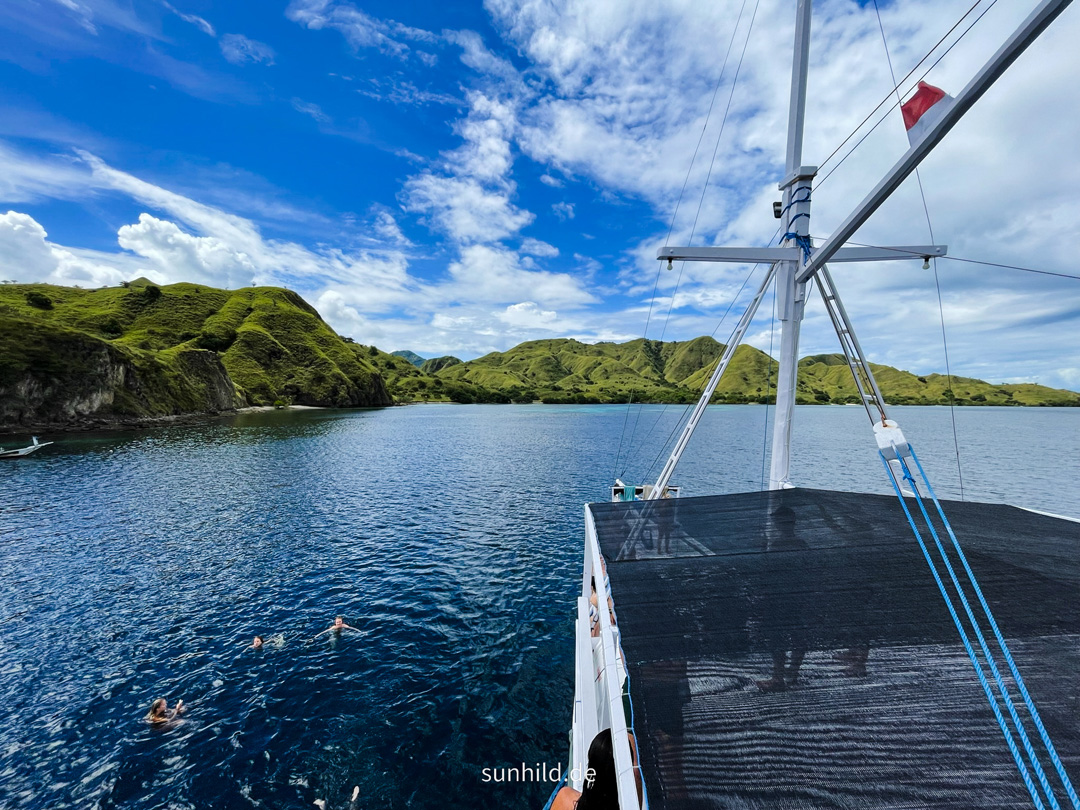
[816,0,984,177]
[640,251,778,484]
[613,0,752,484]
[817,0,1000,191]
[940,256,1080,282]
[657,0,763,344]
[873,0,965,500]
[626,0,764,479]
[828,241,1080,281]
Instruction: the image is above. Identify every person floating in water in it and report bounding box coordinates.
[145,698,185,725]
[251,635,264,649]
[314,615,358,639]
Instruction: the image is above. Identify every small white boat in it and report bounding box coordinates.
[0,436,53,459]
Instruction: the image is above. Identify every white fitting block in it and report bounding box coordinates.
[874,419,911,460]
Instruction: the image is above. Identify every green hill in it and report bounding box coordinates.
[3,281,1074,429]
[420,355,462,374]
[391,349,426,367]
[433,340,1079,406]
[0,281,391,430]
[435,337,777,404]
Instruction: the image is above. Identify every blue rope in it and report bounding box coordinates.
[879,452,1046,809]
[541,768,567,810]
[894,454,1061,809]
[909,448,1080,809]
[780,186,812,215]
[779,230,814,263]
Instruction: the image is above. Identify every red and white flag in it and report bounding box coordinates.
[901,81,954,147]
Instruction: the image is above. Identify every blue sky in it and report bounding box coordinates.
[1,0,1079,390]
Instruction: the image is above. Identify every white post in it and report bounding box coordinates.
[768,0,814,490]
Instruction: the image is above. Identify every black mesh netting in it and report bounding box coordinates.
[590,488,1080,809]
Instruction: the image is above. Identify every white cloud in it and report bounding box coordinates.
[0,210,155,287]
[499,300,558,329]
[291,98,330,123]
[442,243,595,308]
[162,1,215,37]
[443,29,519,81]
[552,201,574,220]
[403,173,532,244]
[117,213,258,289]
[357,79,461,107]
[539,173,563,188]
[285,0,437,60]
[220,33,275,65]
[373,209,411,246]
[49,0,99,34]
[0,142,99,203]
[401,91,535,244]
[520,237,558,257]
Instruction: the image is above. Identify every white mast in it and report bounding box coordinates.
[769,0,814,490]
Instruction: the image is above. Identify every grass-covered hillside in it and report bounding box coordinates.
[3,280,1074,430]
[0,280,390,429]
[433,338,1080,406]
[436,337,773,404]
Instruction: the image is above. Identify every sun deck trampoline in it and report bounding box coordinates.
[590,488,1080,809]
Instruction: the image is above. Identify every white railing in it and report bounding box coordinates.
[568,504,641,808]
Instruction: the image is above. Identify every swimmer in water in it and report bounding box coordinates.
[314,615,358,638]
[145,698,185,724]
[252,635,264,649]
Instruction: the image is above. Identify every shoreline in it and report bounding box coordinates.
[2,400,1075,438]
[0,404,328,437]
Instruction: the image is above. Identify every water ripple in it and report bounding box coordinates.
[0,404,1075,808]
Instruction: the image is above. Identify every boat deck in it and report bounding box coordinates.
[591,488,1080,809]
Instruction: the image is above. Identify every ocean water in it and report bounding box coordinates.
[1,404,1077,809]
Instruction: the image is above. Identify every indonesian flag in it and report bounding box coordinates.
[901,81,954,147]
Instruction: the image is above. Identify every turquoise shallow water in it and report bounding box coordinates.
[1,404,1076,809]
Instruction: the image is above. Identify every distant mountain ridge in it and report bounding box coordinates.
[2,281,1075,433]
[391,350,426,367]
[428,337,1080,406]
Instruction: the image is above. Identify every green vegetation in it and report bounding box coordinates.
[429,339,1079,407]
[2,281,1075,430]
[419,355,462,375]
[0,281,390,428]
[390,350,426,367]
[359,346,509,404]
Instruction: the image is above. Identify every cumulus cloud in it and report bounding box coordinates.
[401,91,534,244]
[220,33,275,65]
[443,244,595,308]
[403,173,532,244]
[0,210,155,287]
[499,300,558,329]
[117,213,258,289]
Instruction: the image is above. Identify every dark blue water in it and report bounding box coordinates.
[1,404,1077,809]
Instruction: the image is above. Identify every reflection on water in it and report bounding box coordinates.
[0,404,1076,808]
